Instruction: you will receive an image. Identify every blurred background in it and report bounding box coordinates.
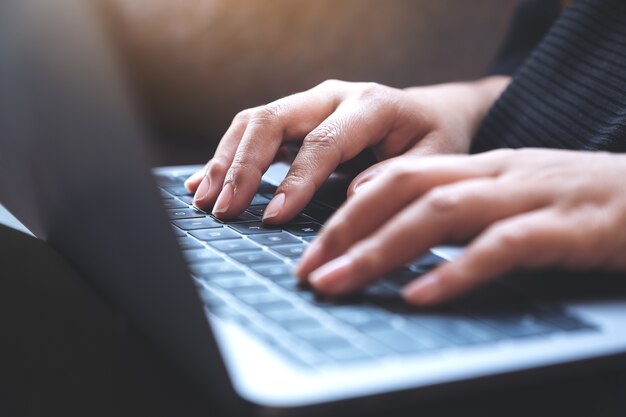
[101,0,517,165]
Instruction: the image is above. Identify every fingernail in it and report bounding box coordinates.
[295,239,323,280]
[403,273,441,305]
[309,255,354,293]
[193,176,211,204]
[263,193,285,221]
[213,183,234,215]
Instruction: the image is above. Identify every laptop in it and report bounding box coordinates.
[1,0,625,415]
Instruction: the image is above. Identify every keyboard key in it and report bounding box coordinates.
[237,292,294,313]
[190,228,240,241]
[473,313,558,338]
[251,194,271,205]
[362,283,402,300]
[168,208,206,220]
[326,306,390,331]
[254,298,295,313]
[406,253,445,272]
[295,329,353,352]
[210,306,250,323]
[229,251,282,265]
[257,181,277,195]
[178,195,194,205]
[408,315,503,345]
[392,321,452,350]
[173,218,222,230]
[212,278,266,293]
[191,263,242,277]
[162,199,187,209]
[209,271,258,295]
[367,328,431,354]
[290,214,316,224]
[536,310,594,331]
[208,239,260,253]
[272,277,308,292]
[184,248,221,264]
[382,267,418,287]
[250,263,293,278]
[291,325,343,342]
[177,236,204,249]
[228,222,279,235]
[154,174,183,186]
[249,232,301,247]
[219,211,259,224]
[175,174,192,182]
[171,226,186,237]
[235,290,281,304]
[197,287,227,308]
[285,222,322,237]
[265,309,320,330]
[246,205,267,217]
[163,186,192,196]
[302,202,334,222]
[160,189,174,199]
[271,244,308,259]
[302,236,317,242]
[291,290,335,306]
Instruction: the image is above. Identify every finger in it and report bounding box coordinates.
[262,98,405,224]
[191,107,256,209]
[403,209,573,305]
[184,168,206,193]
[297,153,507,279]
[347,157,402,198]
[212,85,345,218]
[296,158,424,279]
[305,177,551,296]
[348,132,467,197]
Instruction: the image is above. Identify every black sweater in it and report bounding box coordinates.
[471,0,626,153]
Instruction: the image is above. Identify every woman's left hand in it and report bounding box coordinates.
[296,148,626,306]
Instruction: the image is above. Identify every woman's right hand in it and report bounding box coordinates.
[185,76,510,224]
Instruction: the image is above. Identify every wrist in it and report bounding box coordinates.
[405,76,511,151]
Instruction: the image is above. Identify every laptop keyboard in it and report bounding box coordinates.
[156,172,596,368]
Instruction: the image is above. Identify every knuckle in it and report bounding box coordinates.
[317,79,343,89]
[250,103,284,124]
[207,158,229,177]
[485,148,518,163]
[422,187,463,214]
[234,108,253,122]
[489,222,531,251]
[305,122,342,148]
[227,157,263,183]
[357,82,388,101]
[387,162,416,185]
[280,168,312,191]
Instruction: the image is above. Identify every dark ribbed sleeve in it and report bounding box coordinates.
[472,0,626,153]
[489,0,562,76]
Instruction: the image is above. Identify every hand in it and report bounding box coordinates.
[296,149,626,306]
[185,77,510,223]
